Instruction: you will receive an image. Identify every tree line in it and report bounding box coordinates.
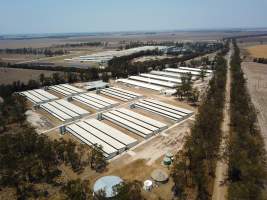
[54,42,103,48]
[0,48,68,56]
[253,57,267,64]
[227,41,267,199]
[171,50,228,199]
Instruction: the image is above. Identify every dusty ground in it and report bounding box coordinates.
[0,67,63,84]
[242,62,267,148]
[245,44,267,58]
[212,47,232,200]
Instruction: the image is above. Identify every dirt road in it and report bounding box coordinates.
[212,46,232,200]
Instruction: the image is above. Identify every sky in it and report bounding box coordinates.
[0,0,267,34]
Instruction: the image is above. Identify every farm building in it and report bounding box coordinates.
[40,99,89,122]
[20,89,58,105]
[134,99,193,122]
[48,84,86,96]
[66,118,138,159]
[72,92,119,111]
[100,87,142,101]
[75,80,109,91]
[116,79,165,91]
[101,108,167,139]
[129,76,178,88]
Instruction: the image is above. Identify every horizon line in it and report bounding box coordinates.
[1,26,267,37]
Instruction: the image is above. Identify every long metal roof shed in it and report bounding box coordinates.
[20,89,58,104]
[129,76,178,88]
[164,68,202,76]
[84,118,138,149]
[116,108,167,131]
[66,123,118,159]
[116,79,165,91]
[140,73,182,84]
[179,67,213,73]
[102,112,153,138]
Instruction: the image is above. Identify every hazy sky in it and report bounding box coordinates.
[0,0,267,34]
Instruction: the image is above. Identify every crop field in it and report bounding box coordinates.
[0,67,63,84]
[242,62,267,149]
[245,45,267,58]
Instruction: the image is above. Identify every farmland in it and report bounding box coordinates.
[242,62,267,148]
[245,44,267,58]
[0,31,266,200]
[0,67,63,84]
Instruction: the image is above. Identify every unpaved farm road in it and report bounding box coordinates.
[212,46,232,200]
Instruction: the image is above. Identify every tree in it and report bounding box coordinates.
[39,73,45,86]
[200,69,206,82]
[188,88,200,105]
[12,95,27,126]
[52,73,62,84]
[176,73,193,100]
[113,180,144,200]
[62,179,93,200]
[171,154,188,199]
[89,144,107,172]
[0,102,7,133]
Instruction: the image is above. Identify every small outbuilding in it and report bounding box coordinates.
[143,180,153,191]
[151,169,169,183]
[163,156,172,166]
[93,176,123,198]
[165,152,174,159]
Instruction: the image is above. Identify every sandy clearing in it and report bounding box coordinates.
[26,110,54,133]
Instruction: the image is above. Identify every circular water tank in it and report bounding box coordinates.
[93,176,123,198]
[163,157,172,166]
[151,169,169,183]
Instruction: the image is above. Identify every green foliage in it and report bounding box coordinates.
[0,47,68,56]
[89,144,107,172]
[228,40,267,200]
[113,180,144,200]
[62,179,93,200]
[172,51,228,199]
[0,128,60,187]
[176,73,197,102]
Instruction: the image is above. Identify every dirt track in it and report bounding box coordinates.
[212,47,232,200]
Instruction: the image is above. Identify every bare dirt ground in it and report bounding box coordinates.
[212,47,232,200]
[242,62,267,148]
[0,67,63,84]
[26,110,54,133]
